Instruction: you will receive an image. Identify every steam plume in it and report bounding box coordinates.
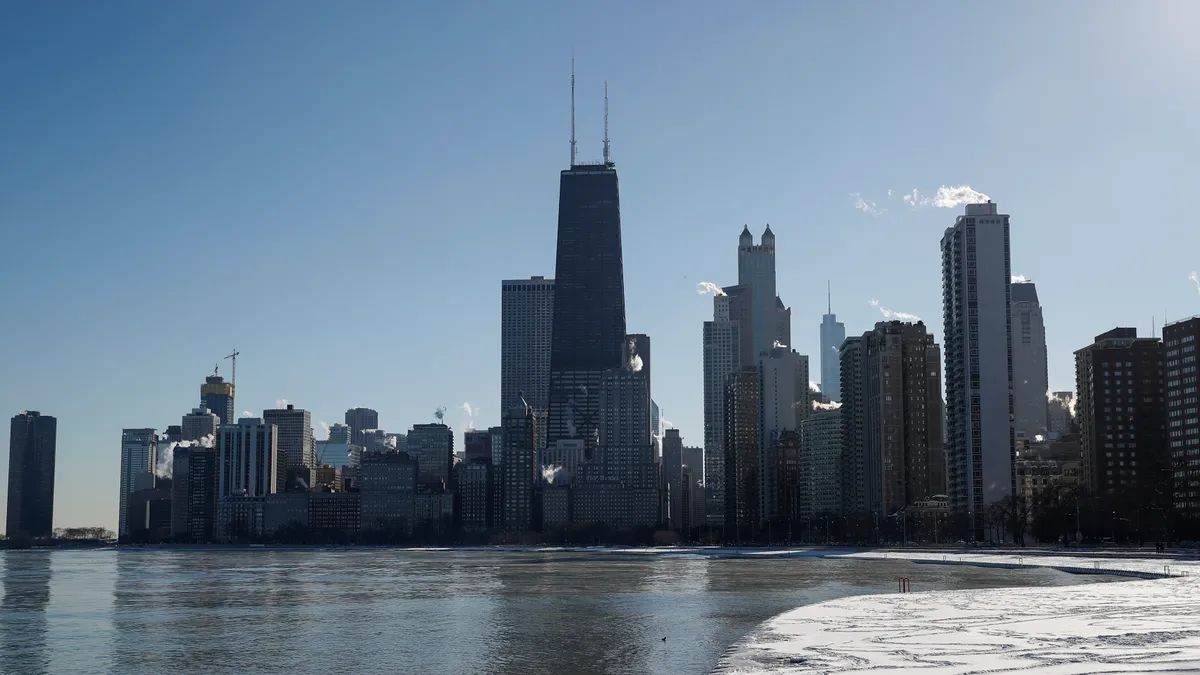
[663,419,675,429]
[315,421,330,441]
[275,398,289,409]
[812,401,842,411]
[900,185,991,208]
[851,193,884,217]
[434,406,446,422]
[1190,271,1200,296]
[809,381,821,393]
[542,464,568,485]
[1011,275,1029,283]
[697,282,726,297]
[460,402,478,430]
[869,298,920,322]
[241,410,252,418]
[627,338,643,372]
[772,340,788,349]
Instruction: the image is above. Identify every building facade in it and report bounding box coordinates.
[737,225,777,360]
[119,428,158,537]
[200,373,234,426]
[263,404,314,469]
[1165,318,1200,521]
[703,290,742,524]
[458,460,495,531]
[1010,281,1049,439]
[171,446,217,542]
[501,276,555,452]
[941,201,1016,538]
[799,407,843,521]
[360,451,417,535]
[181,407,219,443]
[757,346,801,521]
[463,429,493,464]
[501,399,538,531]
[218,418,279,498]
[839,338,867,518]
[407,423,454,489]
[344,408,379,448]
[661,428,684,530]
[724,368,761,535]
[1074,328,1166,496]
[6,411,57,539]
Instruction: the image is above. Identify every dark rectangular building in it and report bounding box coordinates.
[1074,328,1166,496]
[1163,318,1200,520]
[724,368,761,535]
[6,411,57,539]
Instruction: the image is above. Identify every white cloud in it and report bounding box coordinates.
[851,193,884,217]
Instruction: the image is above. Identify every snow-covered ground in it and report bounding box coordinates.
[715,550,1200,674]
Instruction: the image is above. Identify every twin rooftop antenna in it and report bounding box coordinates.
[570,58,611,167]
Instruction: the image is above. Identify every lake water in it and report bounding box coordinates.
[0,549,1110,674]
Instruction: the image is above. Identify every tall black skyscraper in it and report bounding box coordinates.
[6,411,57,539]
[544,155,627,457]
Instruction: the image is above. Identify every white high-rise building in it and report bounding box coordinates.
[800,407,843,520]
[501,276,555,452]
[218,418,279,497]
[703,291,741,524]
[941,201,1016,538]
[1010,281,1049,439]
[119,428,158,536]
[819,286,846,402]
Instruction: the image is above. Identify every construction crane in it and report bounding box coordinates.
[224,349,240,410]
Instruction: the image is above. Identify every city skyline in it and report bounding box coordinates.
[4,3,1200,530]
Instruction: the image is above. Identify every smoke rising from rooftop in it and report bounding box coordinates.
[696,281,726,296]
[1190,271,1200,296]
[812,401,842,411]
[869,298,921,322]
[851,193,884,217]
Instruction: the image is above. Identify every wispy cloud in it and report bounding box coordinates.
[697,281,726,296]
[1190,271,1200,296]
[851,193,885,217]
[869,298,921,322]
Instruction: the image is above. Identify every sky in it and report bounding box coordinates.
[2,1,1199,531]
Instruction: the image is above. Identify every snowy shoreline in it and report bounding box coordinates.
[713,550,1200,674]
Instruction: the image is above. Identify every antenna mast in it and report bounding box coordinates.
[827,280,831,314]
[570,58,577,167]
[603,80,611,165]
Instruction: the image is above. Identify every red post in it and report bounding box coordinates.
[898,577,910,593]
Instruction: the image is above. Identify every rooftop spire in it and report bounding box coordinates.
[603,80,610,165]
[570,57,577,167]
[827,280,831,314]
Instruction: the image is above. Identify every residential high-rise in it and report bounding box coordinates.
[799,407,843,521]
[263,404,314,469]
[1074,328,1166,496]
[941,201,1016,538]
[119,428,158,536]
[703,290,742,524]
[218,418,279,498]
[544,159,627,460]
[770,430,803,524]
[328,423,352,445]
[839,337,867,518]
[360,451,417,536]
[1010,281,1049,438]
[501,398,538,531]
[458,460,495,531]
[819,287,846,402]
[597,367,653,480]
[344,408,380,448]
[200,373,234,426]
[843,321,945,518]
[181,407,219,443]
[407,423,454,489]
[1164,318,1200,522]
[6,411,57,539]
[724,368,761,536]
[501,276,555,452]
[737,225,777,359]
[171,445,217,542]
[682,445,705,526]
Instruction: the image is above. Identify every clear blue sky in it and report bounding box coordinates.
[3,1,1199,530]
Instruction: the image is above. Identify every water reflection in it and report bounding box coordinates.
[1,551,52,675]
[1,549,1114,675]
